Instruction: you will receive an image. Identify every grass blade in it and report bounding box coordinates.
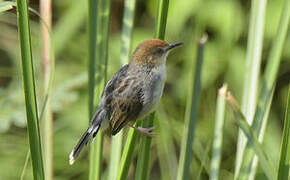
[87,0,98,179]
[237,0,290,178]
[249,83,274,180]
[227,92,276,180]
[108,0,136,179]
[108,132,123,180]
[135,0,170,179]
[13,4,56,179]
[156,111,178,180]
[20,150,30,180]
[40,0,53,179]
[135,113,156,180]
[87,0,98,119]
[16,0,45,179]
[210,84,227,180]
[197,141,211,180]
[119,0,137,66]
[155,0,169,39]
[88,0,111,179]
[236,0,267,177]
[177,35,207,180]
[194,139,211,176]
[116,121,141,180]
[277,86,290,180]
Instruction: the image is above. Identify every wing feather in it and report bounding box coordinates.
[100,64,144,135]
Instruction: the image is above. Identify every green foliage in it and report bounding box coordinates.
[87,0,99,179]
[135,113,155,180]
[236,0,267,177]
[116,121,141,180]
[177,35,207,180]
[0,0,289,179]
[227,92,276,180]
[15,0,45,179]
[237,0,290,178]
[134,1,170,180]
[88,0,112,179]
[109,0,136,179]
[277,86,290,180]
[210,84,227,180]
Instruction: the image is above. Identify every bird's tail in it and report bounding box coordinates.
[69,124,101,165]
[69,108,108,165]
[69,124,100,165]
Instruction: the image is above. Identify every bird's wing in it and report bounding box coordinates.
[109,90,143,135]
[100,64,144,135]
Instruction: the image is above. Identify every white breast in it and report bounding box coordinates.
[139,64,166,117]
[151,64,166,102]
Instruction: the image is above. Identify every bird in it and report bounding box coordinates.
[69,39,183,165]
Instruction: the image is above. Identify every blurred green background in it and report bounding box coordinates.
[0,0,289,179]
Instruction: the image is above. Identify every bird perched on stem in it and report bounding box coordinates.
[69,39,182,165]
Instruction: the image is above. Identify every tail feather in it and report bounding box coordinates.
[69,125,100,165]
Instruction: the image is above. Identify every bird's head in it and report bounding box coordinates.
[131,39,182,66]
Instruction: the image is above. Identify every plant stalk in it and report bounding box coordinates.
[40,0,53,179]
[237,0,290,178]
[210,84,227,180]
[16,0,45,179]
[177,35,207,180]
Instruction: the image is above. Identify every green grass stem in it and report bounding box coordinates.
[20,150,30,180]
[87,0,98,178]
[135,113,155,180]
[210,84,227,180]
[116,121,141,180]
[135,0,170,179]
[108,0,136,179]
[88,0,111,179]
[116,0,170,179]
[87,0,98,119]
[155,111,178,180]
[119,0,137,66]
[177,35,207,180]
[237,0,290,179]
[108,132,123,180]
[16,0,45,179]
[155,0,169,39]
[197,141,211,180]
[227,92,276,180]
[87,0,101,179]
[12,4,56,178]
[236,0,267,177]
[277,86,290,180]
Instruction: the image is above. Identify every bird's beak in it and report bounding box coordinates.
[165,42,183,52]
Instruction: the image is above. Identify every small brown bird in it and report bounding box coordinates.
[69,39,182,165]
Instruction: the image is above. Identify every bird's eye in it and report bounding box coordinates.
[154,48,164,55]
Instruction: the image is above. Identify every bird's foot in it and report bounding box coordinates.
[129,125,156,137]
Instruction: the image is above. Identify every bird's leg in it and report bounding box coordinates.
[128,124,156,137]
